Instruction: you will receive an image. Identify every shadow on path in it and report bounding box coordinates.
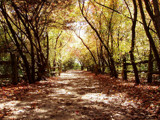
[0,70,159,120]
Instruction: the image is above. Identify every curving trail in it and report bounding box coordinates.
[1,71,159,120]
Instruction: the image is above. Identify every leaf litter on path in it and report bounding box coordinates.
[0,70,159,120]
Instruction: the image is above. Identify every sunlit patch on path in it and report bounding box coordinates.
[0,70,159,120]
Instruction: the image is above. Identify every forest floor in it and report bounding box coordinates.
[0,70,160,120]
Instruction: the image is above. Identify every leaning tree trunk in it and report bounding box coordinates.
[143,0,160,42]
[75,33,99,75]
[12,1,35,83]
[78,0,118,78]
[0,5,32,83]
[138,0,160,72]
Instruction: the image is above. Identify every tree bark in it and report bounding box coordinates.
[130,0,140,84]
[143,0,160,42]
[12,1,35,83]
[11,54,18,85]
[0,4,32,83]
[122,56,127,80]
[138,0,160,72]
[147,49,153,83]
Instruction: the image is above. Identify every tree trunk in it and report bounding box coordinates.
[130,52,140,84]
[110,57,118,78]
[130,0,140,84]
[138,0,160,72]
[46,31,50,77]
[12,1,35,83]
[78,0,118,78]
[147,49,153,83]
[122,56,127,80]
[143,0,160,42]
[75,32,98,75]
[81,65,84,70]
[11,54,18,85]
[0,5,32,83]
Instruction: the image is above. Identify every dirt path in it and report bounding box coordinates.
[0,70,159,120]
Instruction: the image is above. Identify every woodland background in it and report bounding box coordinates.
[0,0,160,85]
